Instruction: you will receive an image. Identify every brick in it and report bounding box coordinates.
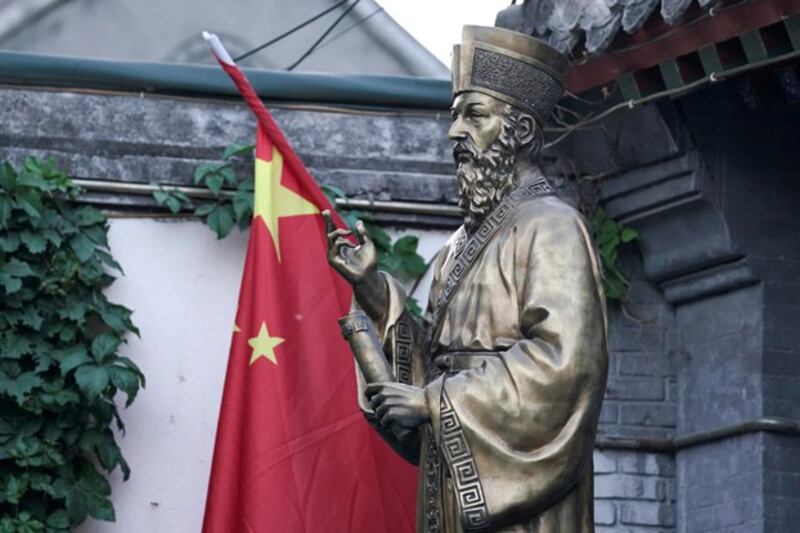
[594,450,618,474]
[619,452,675,476]
[619,502,675,527]
[620,403,676,428]
[617,352,672,377]
[595,474,666,501]
[599,401,618,423]
[594,500,616,525]
[606,377,665,401]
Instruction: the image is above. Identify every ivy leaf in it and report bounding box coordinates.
[46,510,70,529]
[218,166,237,186]
[194,163,216,184]
[58,347,91,376]
[20,230,47,254]
[69,233,96,262]
[393,235,419,256]
[0,196,12,229]
[401,254,427,277]
[222,143,254,160]
[41,228,63,246]
[0,233,20,253]
[108,366,140,408]
[0,372,42,403]
[91,333,121,362]
[15,189,42,218]
[194,202,216,217]
[207,204,235,239]
[205,171,225,194]
[1,258,36,277]
[1,335,32,359]
[232,188,254,221]
[76,461,114,521]
[164,195,183,214]
[621,227,638,243]
[74,365,110,398]
[0,161,17,190]
[3,474,29,504]
[74,206,106,226]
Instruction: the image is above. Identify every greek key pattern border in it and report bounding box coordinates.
[428,179,554,347]
[440,390,490,532]
[393,319,413,385]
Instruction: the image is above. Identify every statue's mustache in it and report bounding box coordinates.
[453,140,479,163]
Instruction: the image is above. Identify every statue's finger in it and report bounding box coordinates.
[326,228,351,241]
[333,237,356,254]
[322,209,337,234]
[355,220,368,245]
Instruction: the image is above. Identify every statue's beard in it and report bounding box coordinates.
[454,129,520,233]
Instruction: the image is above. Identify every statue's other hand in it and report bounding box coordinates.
[323,210,377,285]
[366,382,431,430]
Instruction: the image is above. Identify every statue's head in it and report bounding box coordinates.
[449,26,568,231]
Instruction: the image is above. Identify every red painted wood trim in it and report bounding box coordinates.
[567,0,800,93]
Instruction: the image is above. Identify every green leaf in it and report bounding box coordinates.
[58,347,91,375]
[194,202,216,217]
[621,227,638,243]
[401,254,427,277]
[20,230,47,254]
[2,258,36,277]
[46,511,69,529]
[207,204,235,239]
[74,206,106,226]
[194,163,216,184]
[0,372,42,403]
[164,195,182,214]
[0,161,17,190]
[205,171,224,194]
[232,189,253,221]
[91,333,121,362]
[4,474,29,504]
[74,365,110,398]
[393,235,419,255]
[222,143,255,160]
[16,189,42,217]
[218,166,237,186]
[69,233,96,262]
[1,335,32,359]
[0,196,11,229]
[109,366,140,407]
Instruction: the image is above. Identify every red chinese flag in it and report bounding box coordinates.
[201,34,417,532]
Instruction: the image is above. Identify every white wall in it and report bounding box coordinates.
[78,217,450,533]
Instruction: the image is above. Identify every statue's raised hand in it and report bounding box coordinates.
[323,210,377,285]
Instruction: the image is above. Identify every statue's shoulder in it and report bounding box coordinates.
[512,194,587,232]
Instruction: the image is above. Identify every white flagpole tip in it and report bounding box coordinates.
[202,30,235,66]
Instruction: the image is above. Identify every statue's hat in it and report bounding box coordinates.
[452,26,569,124]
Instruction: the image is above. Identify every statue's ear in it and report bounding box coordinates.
[517,113,536,147]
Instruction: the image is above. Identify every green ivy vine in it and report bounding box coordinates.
[592,207,638,301]
[0,157,143,531]
[152,144,429,317]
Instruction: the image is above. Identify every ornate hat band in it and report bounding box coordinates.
[452,26,569,124]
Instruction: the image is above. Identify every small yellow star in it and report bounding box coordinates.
[254,147,319,261]
[247,322,285,366]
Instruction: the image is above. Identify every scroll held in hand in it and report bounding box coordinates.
[338,310,393,383]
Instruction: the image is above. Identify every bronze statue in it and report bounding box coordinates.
[325,25,608,533]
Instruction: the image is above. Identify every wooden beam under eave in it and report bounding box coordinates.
[566,0,800,94]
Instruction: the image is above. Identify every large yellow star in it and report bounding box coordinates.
[248,322,285,366]
[254,147,319,261]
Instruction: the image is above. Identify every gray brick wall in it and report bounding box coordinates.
[595,253,678,531]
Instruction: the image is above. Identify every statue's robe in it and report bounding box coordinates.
[358,194,608,533]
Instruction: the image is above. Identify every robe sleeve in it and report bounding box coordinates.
[353,245,451,464]
[424,207,608,528]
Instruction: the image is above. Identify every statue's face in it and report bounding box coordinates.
[448,91,522,232]
[448,92,507,151]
